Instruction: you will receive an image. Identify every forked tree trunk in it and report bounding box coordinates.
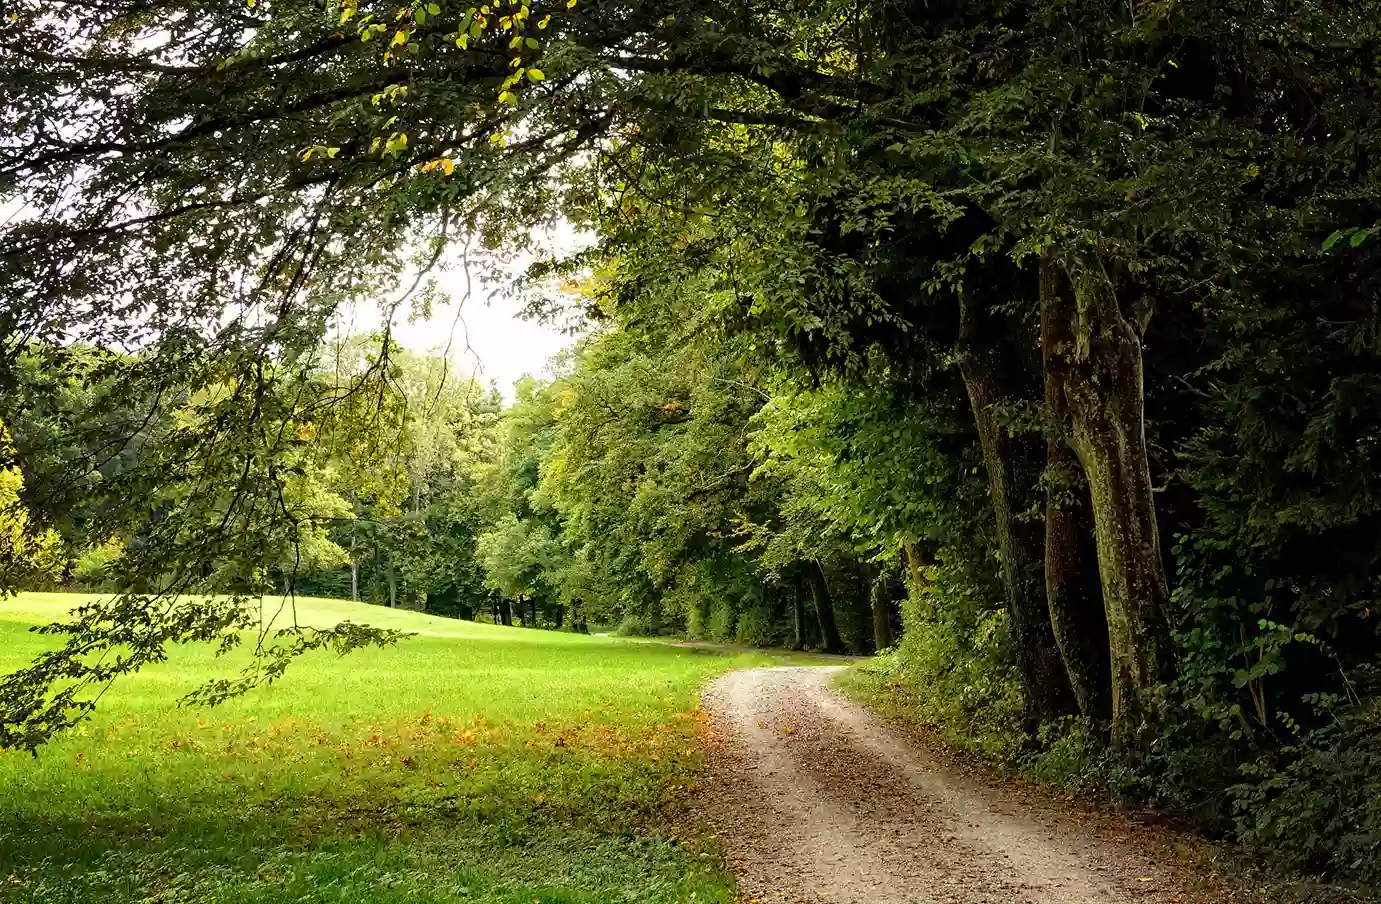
[1040,257,1113,726]
[805,562,843,654]
[1046,251,1175,755]
[958,266,1079,725]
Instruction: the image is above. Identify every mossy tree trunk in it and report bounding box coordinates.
[958,264,1079,726]
[1041,257,1114,727]
[1046,251,1175,755]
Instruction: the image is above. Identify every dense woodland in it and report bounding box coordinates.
[4,0,1381,892]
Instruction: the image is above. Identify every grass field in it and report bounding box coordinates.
[0,593,799,904]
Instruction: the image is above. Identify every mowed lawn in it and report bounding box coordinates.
[0,593,785,904]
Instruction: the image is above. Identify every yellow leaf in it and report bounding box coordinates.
[526,68,545,81]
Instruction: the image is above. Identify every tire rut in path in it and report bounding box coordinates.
[698,666,1201,904]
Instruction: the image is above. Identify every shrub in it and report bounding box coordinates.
[72,538,123,591]
[734,603,784,647]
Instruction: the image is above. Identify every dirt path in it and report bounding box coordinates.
[699,666,1210,904]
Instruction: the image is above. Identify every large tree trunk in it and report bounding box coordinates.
[958,265,1079,725]
[500,599,513,626]
[805,562,843,654]
[1045,252,1175,755]
[1040,257,1114,726]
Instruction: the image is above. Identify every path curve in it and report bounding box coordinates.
[699,666,1206,904]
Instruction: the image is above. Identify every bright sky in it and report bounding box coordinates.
[336,227,587,401]
[396,280,576,398]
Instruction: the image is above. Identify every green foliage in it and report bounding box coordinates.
[70,539,123,591]
[7,0,1381,890]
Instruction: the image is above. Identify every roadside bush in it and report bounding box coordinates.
[1230,697,1381,885]
[885,556,1025,765]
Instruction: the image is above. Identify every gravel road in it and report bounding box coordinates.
[698,666,1207,904]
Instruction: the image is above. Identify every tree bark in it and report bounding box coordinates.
[554,604,564,629]
[791,587,807,650]
[1045,251,1175,755]
[870,569,895,652]
[805,562,843,654]
[901,537,933,594]
[385,557,397,608]
[957,264,1080,725]
[349,534,359,602]
[529,596,538,628]
[1040,256,1114,726]
[500,599,513,626]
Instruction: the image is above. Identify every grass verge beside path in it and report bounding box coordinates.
[0,593,806,904]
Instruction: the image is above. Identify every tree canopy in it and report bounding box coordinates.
[5,0,1381,889]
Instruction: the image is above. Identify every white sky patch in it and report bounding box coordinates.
[337,223,590,400]
[396,283,575,397]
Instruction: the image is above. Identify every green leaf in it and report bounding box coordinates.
[1323,229,1350,251]
[526,68,545,81]
[525,37,539,48]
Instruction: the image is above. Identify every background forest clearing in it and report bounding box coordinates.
[0,593,821,904]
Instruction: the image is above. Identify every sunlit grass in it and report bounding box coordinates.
[0,592,794,904]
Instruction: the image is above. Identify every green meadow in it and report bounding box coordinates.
[0,593,794,904]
